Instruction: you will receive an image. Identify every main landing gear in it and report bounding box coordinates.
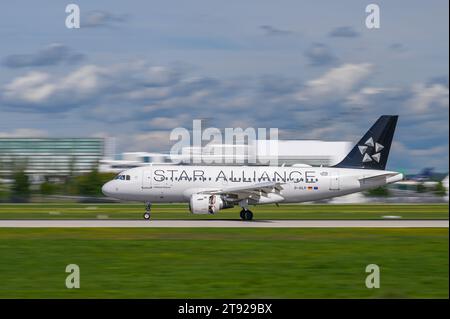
[239,199,253,221]
[240,209,253,221]
[143,202,152,220]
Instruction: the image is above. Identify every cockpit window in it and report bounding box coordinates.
[114,174,131,181]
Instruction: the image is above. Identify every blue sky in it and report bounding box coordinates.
[0,0,448,172]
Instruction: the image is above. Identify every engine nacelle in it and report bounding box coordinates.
[189,194,232,214]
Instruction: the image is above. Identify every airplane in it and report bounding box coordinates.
[410,168,435,182]
[395,167,448,189]
[102,115,403,220]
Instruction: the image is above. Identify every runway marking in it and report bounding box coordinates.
[0,220,447,228]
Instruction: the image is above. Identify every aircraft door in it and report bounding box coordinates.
[329,173,340,191]
[142,168,152,189]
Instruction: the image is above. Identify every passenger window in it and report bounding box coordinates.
[126,175,130,180]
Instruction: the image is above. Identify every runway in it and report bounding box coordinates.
[0,220,447,228]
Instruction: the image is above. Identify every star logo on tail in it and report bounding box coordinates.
[358,137,383,163]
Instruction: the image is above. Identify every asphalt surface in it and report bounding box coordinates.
[0,220,447,228]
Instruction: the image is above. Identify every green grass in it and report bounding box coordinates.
[0,203,448,220]
[0,228,447,298]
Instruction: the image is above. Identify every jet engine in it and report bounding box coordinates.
[189,194,233,214]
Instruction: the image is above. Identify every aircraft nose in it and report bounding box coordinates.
[102,181,114,197]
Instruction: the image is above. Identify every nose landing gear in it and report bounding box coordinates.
[143,202,152,220]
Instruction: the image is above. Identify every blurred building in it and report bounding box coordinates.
[99,152,174,173]
[178,140,352,166]
[0,138,110,180]
[99,140,353,173]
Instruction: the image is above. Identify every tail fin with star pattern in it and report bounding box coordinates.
[334,115,398,170]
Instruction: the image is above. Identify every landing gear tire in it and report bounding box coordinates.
[240,209,253,221]
[143,202,152,220]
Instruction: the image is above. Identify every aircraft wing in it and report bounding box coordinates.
[201,181,284,200]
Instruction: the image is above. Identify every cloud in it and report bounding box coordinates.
[328,26,360,38]
[304,43,337,67]
[427,76,449,87]
[392,141,449,172]
[2,65,107,109]
[2,44,84,68]
[0,60,448,170]
[147,115,190,129]
[83,11,128,28]
[260,25,293,36]
[389,43,406,53]
[346,87,404,108]
[3,71,56,104]
[295,63,372,103]
[407,83,449,114]
[259,75,300,96]
[129,130,173,152]
[0,128,48,138]
[1,61,185,112]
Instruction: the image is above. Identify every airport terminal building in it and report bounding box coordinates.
[0,138,108,180]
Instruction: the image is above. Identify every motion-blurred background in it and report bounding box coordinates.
[0,0,448,203]
[0,1,448,300]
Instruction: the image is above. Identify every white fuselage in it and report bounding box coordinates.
[102,165,403,204]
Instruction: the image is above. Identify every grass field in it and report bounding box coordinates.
[0,203,448,220]
[0,204,447,298]
[0,228,447,298]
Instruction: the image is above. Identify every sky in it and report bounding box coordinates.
[0,0,448,173]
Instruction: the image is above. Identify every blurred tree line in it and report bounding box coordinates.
[38,169,115,197]
[367,182,448,198]
[0,159,115,202]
